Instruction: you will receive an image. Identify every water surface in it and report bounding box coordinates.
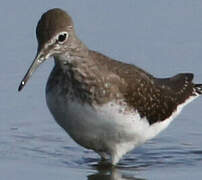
[1,1,202,179]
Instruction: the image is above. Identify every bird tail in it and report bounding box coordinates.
[194,84,202,95]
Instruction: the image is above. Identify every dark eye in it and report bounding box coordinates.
[58,33,67,43]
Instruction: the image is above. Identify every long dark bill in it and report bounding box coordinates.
[18,53,45,91]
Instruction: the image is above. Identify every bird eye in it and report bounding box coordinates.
[57,32,68,43]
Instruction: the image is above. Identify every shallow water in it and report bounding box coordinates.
[1,117,202,179]
[1,1,202,179]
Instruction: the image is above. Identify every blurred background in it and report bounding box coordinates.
[0,1,202,179]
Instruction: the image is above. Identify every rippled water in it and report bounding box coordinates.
[1,111,202,179]
[1,0,202,179]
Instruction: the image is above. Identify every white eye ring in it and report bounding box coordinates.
[57,32,69,44]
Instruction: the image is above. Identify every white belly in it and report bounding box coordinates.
[46,90,197,164]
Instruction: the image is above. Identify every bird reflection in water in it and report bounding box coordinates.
[88,163,146,180]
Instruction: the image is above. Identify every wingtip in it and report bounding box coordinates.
[194,84,202,95]
[176,73,194,82]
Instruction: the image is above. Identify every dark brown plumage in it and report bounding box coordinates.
[19,8,202,165]
[47,49,202,125]
[36,8,73,49]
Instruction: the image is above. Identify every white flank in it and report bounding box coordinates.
[46,93,198,165]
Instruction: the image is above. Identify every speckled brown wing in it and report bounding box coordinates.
[89,50,154,103]
[124,73,196,125]
[89,50,197,125]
